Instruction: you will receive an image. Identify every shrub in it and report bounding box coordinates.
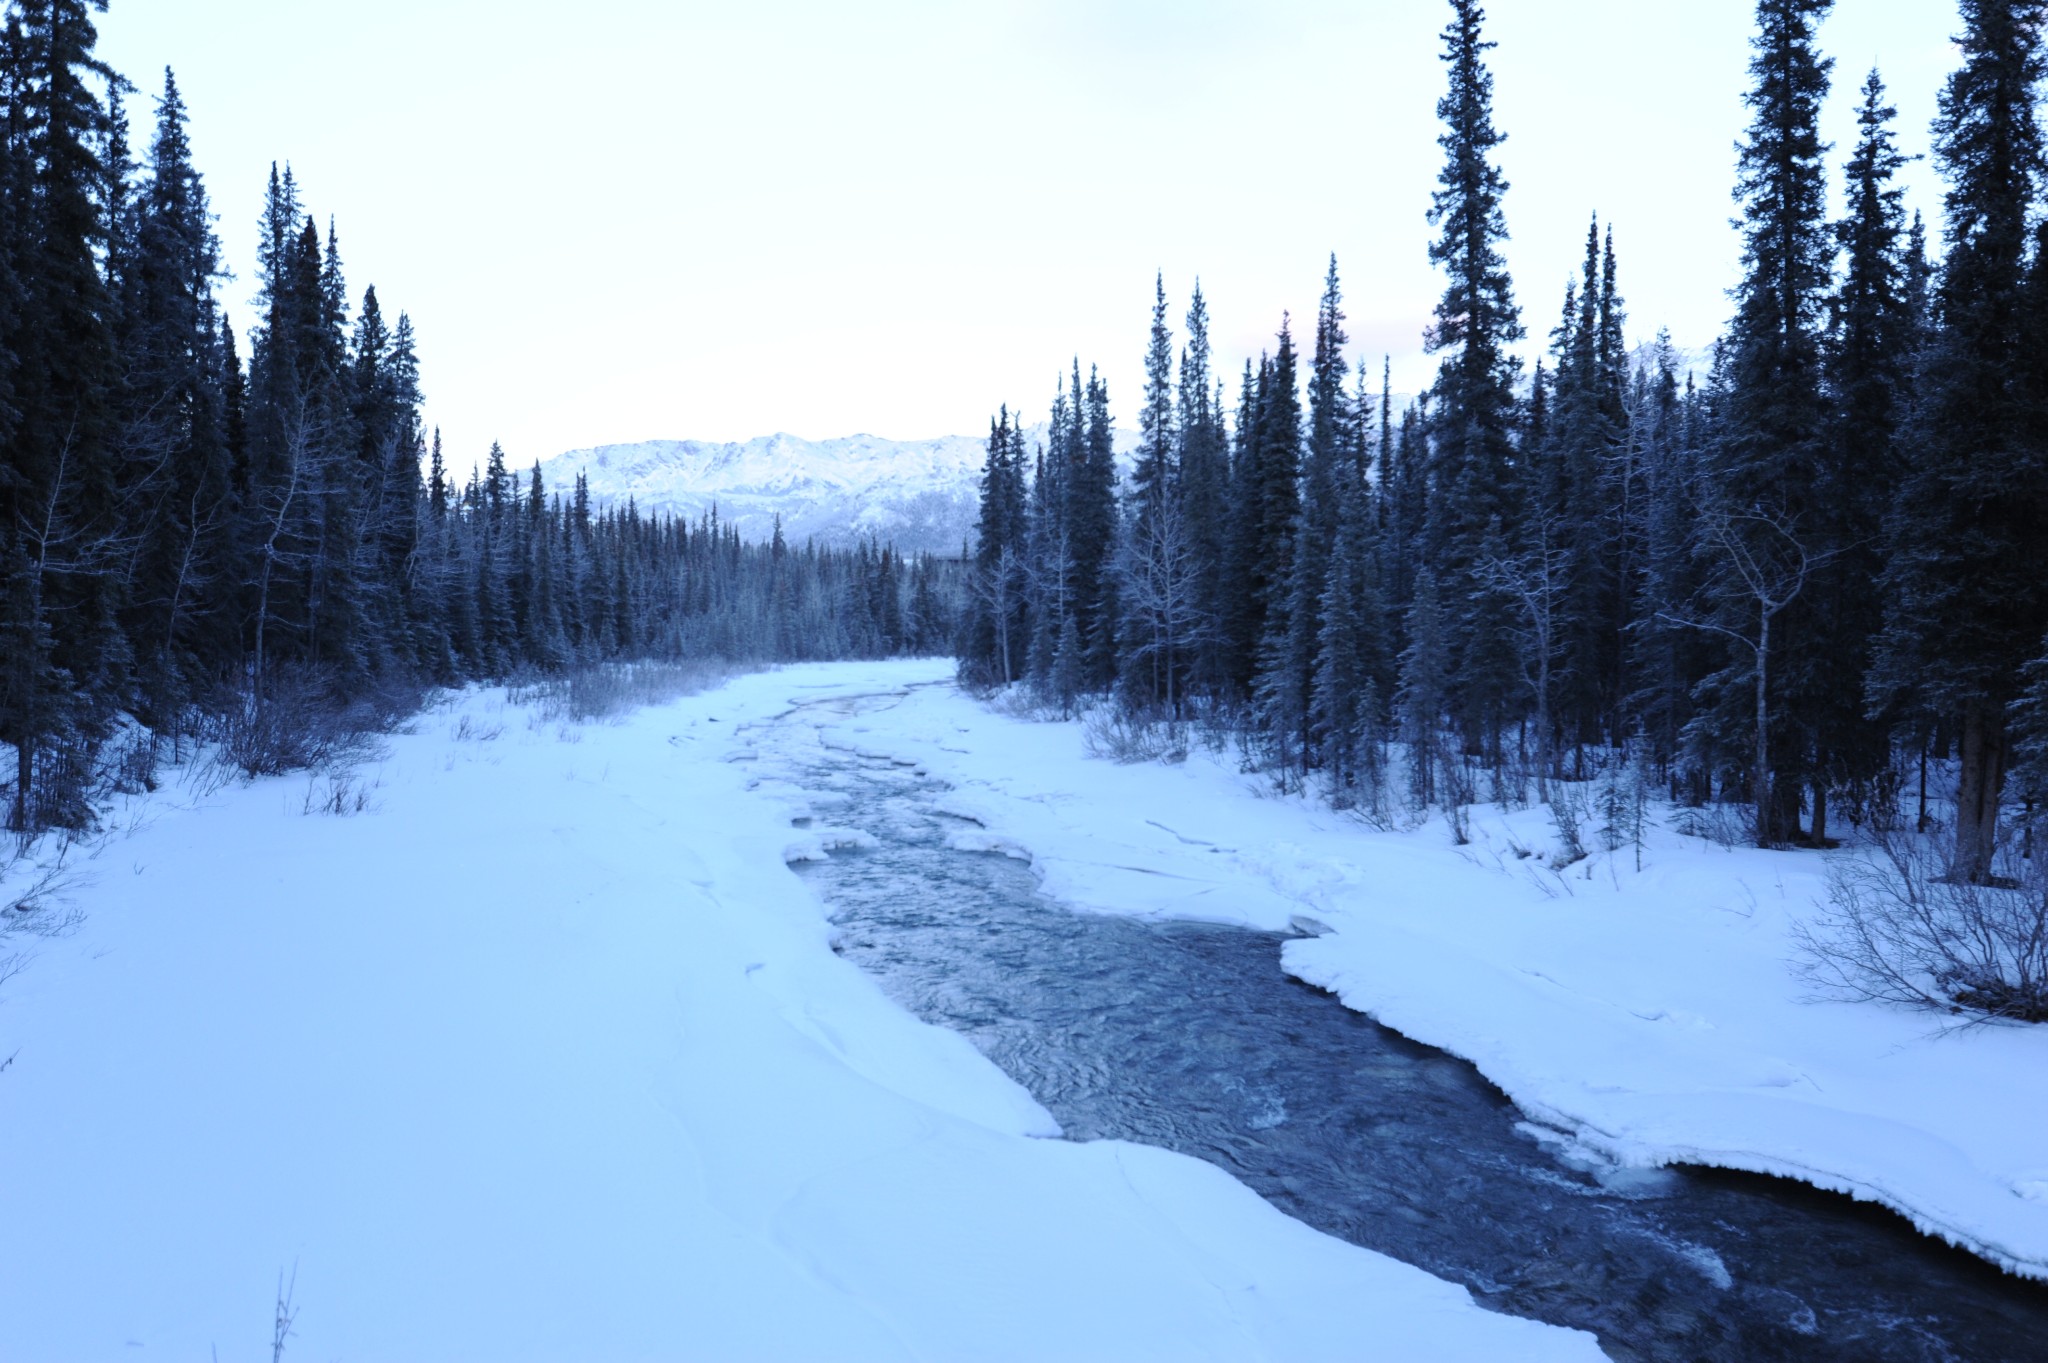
[206,668,388,780]
[1082,707,1189,765]
[1795,822,2048,1023]
[525,659,739,723]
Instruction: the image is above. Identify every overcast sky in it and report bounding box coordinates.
[98,1,1955,465]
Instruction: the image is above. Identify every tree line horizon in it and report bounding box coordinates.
[0,0,960,835]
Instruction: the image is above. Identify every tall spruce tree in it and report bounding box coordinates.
[1807,69,1914,838]
[1874,0,2048,881]
[1131,273,1175,538]
[1122,274,1179,705]
[1076,366,1119,686]
[967,406,1028,684]
[0,0,121,829]
[1176,282,1230,699]
[1220,357,1267,694]
[1695,0,1836,847]
[1424,0,1524,757]
[115,67,231,739]
[1264,260,1349,770]
[1247,322,1303,737]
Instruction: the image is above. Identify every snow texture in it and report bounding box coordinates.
[0,661,1596,1362]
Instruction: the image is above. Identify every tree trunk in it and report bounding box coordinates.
[10,739,30,833]
[1754,617,1771,848]
[1952,702,2006,884]
[1917,739,1930,833]
[1811,780,1828,846]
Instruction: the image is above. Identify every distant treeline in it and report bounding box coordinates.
[963,0,2048,882]
[0,0,955,833]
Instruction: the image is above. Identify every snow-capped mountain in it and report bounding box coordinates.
[538,428,1140,554]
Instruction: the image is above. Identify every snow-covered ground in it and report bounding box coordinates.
[0,661,1597,1361]
[816,666,2048,1282]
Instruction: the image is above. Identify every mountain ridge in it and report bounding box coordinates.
[536,428,1141,554]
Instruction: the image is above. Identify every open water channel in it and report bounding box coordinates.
[766,693,2048,1362]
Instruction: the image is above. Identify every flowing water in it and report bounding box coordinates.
[764,693,2048,1362]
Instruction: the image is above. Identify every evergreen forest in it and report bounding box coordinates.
[0,0,956,835]
[962,0,2048,893]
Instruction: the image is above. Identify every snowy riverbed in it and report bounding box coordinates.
[0,662,1596,1361]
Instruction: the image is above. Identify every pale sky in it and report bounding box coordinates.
[98,2,1955,465]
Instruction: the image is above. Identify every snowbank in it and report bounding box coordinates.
[825,668,2048,1282]
[0,661,1595,1361]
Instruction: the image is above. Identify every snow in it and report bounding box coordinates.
[0,662,1597,1362]
[783,665,2048,1283]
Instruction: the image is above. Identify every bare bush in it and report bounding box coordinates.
[271,1264,299,1361]
[106,727,160,795]
[1,836,89,997]
[1795,822,2048,1023]
[1548,785,1587,869]
[1082,707,1190,765]
[982,683,1062,724]
[1671,800,1751,850]
[204,668,391,782]
[525,659,740,723]
[301,770,380,817]
[1445,794,1471,846]
[450,714,504,743]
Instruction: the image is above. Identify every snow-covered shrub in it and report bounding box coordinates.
[105,726,160,795]
[7,732,99,832]
[301,770,380,817]
[529,659,738,723]
[1597,745,1649,867]
[1081,707,1188,765]
[450,714,505,743]
[1671,800,1749,850]
[983,684,1062,724]
[1,837,86,996]
[1445,795,1471,845]
[1548,786,1587,869]
[1795,822,2048,1023]
[207,668,387,780]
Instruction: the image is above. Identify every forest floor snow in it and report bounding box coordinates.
[825,663,2048,1284]
[0,660,1597,1362]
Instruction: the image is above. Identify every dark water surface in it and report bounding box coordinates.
[774,697,2048,1362]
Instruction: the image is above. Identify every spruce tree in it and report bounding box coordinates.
[1220,358,1267,695]
[966,406,1028,684]
[1874,0,2048,880]
[0,0,122,829]
[1312,403,1390,810]
[1176,282,1229,700]
[1697,0,1836,846]
[1424,0,1524,758]
[115,67,232,739]
[1122,274,1178,706]
[1280,257,1352,769]
[1396,569,1451,809]
[1247,322,1303,745]
[1131,273,1175,539]
[1808,69,1913,838]
[1074,366,1119,686]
